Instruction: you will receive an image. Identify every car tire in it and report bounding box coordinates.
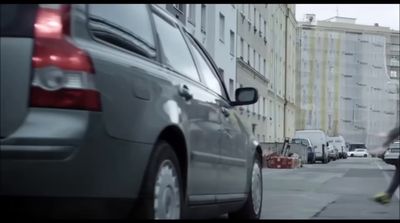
[229,156,262,220]
[350,154,354,157]
[133,141,184,219]
[364,154,367,157]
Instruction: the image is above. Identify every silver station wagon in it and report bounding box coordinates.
[0,4,263,219]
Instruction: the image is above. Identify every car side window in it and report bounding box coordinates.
[88,4,156,58]
[184,34,223,96]
[152,14,200,82]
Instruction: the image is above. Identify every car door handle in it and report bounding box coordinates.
[221,107,230,117]
[178,84,193,101]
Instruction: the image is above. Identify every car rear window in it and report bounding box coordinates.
[390,148,400,153]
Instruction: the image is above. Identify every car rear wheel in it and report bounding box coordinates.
[229,156,262,219]
[133,141,183,219]
[363,154,367,157]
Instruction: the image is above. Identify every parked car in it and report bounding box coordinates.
[0,4,262,219]
[327,138,339,161]
[330,136,347,159]
[383,141,400,166]
[347,149,369,157]
[291,138,316,164]
[293,130,329,164]
[348,143,367,152]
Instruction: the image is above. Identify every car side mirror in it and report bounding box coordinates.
[231,87,258,106]
[313,145,317,149]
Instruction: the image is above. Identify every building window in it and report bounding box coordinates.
[230,30,234,55]
[248,4,251,23]
[263,58,266,76]
[253,8,257,29]
[240,37,244,58]
[229,79,234,99]
[258,54,261,72]
[247,44,250,63]
[219,13,225,42]
[201,4,206,33]
[263,97,266,116]
[253,49,256,68]
[259,13,262,33]
[188,4,196,25]
[264,20,267,38]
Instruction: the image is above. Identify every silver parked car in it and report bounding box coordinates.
[383,141,400,166]
[0,4,263,219]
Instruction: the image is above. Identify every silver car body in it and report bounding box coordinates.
[0,4,261,218]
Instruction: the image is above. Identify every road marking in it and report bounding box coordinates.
[374,160,399,200]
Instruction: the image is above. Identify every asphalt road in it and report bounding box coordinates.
[260,157,399,219]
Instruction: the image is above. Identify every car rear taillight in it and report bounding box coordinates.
[30,5,101,111]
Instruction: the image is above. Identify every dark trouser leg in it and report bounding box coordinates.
[386,163,400,198]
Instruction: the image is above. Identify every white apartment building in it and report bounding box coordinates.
[297,15,399,149]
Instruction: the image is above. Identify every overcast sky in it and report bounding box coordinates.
[296,4,399,31]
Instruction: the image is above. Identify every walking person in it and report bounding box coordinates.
[372,125,400,204]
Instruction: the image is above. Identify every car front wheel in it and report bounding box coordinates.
[229,156,263,219]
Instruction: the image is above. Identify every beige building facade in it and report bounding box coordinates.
[235,4,297,143]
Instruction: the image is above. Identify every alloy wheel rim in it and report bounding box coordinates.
[251,161,262,215]
[154,160,180,219]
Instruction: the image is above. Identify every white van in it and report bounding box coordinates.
[330,136,347,159]
[294,130,329,163]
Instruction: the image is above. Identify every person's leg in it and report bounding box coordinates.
[386,163,399,198]
[373,162,399,204]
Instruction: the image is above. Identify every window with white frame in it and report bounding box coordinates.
[219,13,225,42]
[264,20,266,39]
[240,37,244,58]
[201,4,206,33]
[253,49,256,68]
[230,30,234,55]
[248,4,251,22]
[247,44,250,63]
[253,8,256,29]
[263,97,265,116]
[188,4,196,25]
[263,58,266,76]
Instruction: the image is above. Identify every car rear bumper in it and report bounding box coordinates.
[1,108,153,200]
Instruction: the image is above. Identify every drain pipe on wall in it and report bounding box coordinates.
[283,6,289,139]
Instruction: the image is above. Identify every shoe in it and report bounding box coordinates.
[373,192,391,204]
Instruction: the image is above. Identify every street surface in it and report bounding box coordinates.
[260,157,399,219]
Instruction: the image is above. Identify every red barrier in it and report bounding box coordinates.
[263,155,301,169]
